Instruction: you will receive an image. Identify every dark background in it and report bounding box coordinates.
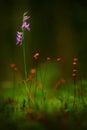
[0,0,87,81]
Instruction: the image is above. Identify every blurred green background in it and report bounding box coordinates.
[0,0,87,81]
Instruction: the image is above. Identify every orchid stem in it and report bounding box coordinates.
[22,30,27,80]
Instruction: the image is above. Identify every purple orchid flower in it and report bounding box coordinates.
[16,12,30,45]
[23,15,30,21]
[22,12,30,31]
[16,31,22,45]
[22,22,30,31]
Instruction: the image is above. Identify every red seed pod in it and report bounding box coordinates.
[30,68,36,74]
[34,53,39,60]
[72,73,76,77]
[73,62,77,65]
[10,63,16,68]
[47,57,51,61]
[56,57,62,61]
[14,67,18,72]
[73,58,78,62]
[72,69,77,72]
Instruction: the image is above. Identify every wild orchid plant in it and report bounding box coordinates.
[16,12,35,106]
[16,11,30,80]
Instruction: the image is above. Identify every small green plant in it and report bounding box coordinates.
[72,57,78,108]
